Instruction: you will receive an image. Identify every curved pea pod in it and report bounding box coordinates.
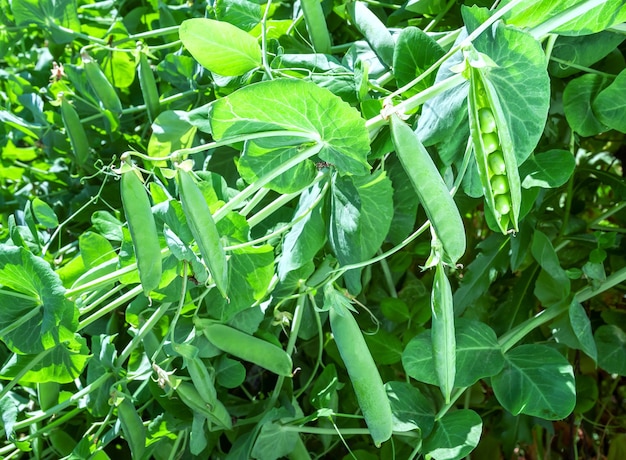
[137,49,160,123]
[117,397,146,459]
[180,348,218,406]
[329,298,393,447]
[121,167,162,295]
[176,381,233,430]
[431,262,456,403]
[390,114,466,266]
[466,53,521,234]
[82,52,123,115]
[194,319,293,377]
[177,168,228,298]
[61,96,90,167]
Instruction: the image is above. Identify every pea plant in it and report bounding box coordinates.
[1,0,626,458]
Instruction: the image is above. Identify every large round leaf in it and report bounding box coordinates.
[491,344,576,420]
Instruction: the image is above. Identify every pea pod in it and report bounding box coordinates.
[176,381,232,430]
[82,52,123,114]
[60,96,90,167]
[327,288,393,447]
[466,48,521,233]
[177,168,228,298]
[137,47,161,123]
[390,114,466,266]
[194,319,293,377]
[121,167,162,295]
[431,261,456,403]
[117,397,146,459]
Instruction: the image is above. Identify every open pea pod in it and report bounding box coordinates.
[465,47,522,234]
[390,114,466,267]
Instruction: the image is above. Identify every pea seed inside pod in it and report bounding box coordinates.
[495,194,511,215]
[490,175,509,195]
[481,132,500,154]
[488,151,506,175]
[478,108,497,133]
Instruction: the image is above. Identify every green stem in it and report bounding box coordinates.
[366,73,466,132]
[0,348,54,402]
[13,373,111,431]
[77,285,144,331]
[111,26,180,47]
[279,425,419,438]
[213,143,324,221]
[116,301,172,367]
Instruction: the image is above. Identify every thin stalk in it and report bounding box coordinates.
[0,348,54,402]
[261,0,275,79]
[240,187,271,217]
[78,285,144,331]
[13,373,111,431]
[78,284,126,316]
[116,301,172,367]
[213,143,324,221]
[377,249,398,298]
[111,26,180,47]
[366,73,466,132]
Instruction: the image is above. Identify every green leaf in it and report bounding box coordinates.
[91,211,123,242]
[563,73,610,136]
[179,18,261,76]
[531,230,570,306]
[148,111,197,164]
[12,0,80,44]
[403,319,504,388]
[32,198,58,229]
[592,69,626,133]
[364,328,403,365]
[328,171,394,293]
[277,180,327,280]
[210,79,370,176]
[393,26,445,98]
[387,155,419,245]
[237,141,318,193]
[422,410,482,460]
[491,344,576,420]
[0,245,78,354]
[214,0,261,32]
[310,364,339,410]
[520,150,576,189]
[215,356,246,388]
[202,245,275,322]
[385,381,435,436]
[251,409,300,460]
[595,325,626,376]
[551,302,598,362]
[79,231,116,269]
[453,234,509,316]
[548,31,626,78]
[499,0,626,36]
[0,335,90,384]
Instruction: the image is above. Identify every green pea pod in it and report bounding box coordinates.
[431,261,456,403]
[185,355,218,406]
[390,114,466,266]
[328,291,393,447]
[82,52,123,115]
[194,319,293,377]
[300,0,332,54]
[177,169,228,298]
[61,97,90,167]
[176,381,232,430]
[466,49,521,233]
[138,49,160,123]
[117,397,146,460]
[121,168,162,295]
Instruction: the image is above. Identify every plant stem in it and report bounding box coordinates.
[77,285,144,331]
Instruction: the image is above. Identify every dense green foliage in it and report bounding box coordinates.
[1,0,626,459]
